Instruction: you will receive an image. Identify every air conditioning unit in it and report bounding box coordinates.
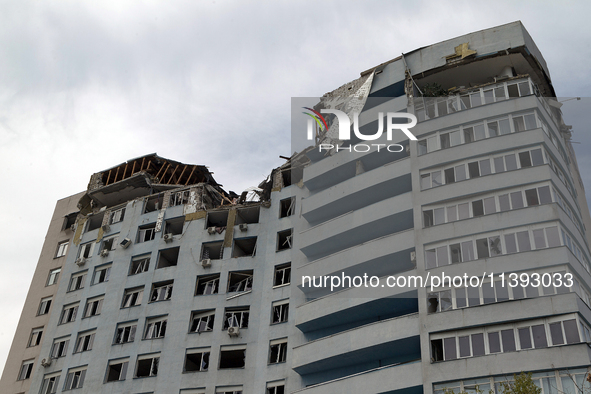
[75,257,86,266]
[227,326,240,337]
[207,227,216,235]
[120,238,132,249]
[101,224,110,233]
[239,223,248,232]
[40,358,52,368]
[100,249,109,258]
[201,259,212,268]
[163,233,174,243]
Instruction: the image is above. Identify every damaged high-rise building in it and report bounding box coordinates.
[2,21,590,394]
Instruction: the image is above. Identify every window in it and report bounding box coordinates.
[78,242,95,259]
[190,310,215,333]
[427,290,452,313]
[232,237,258,257]
[144,316,167,339]
[169,190,190,207]
[156,247,180,269]
[184,348,210,372]
[63,367,86,390]
[202,241,224,260]
[277,230,292,251]
[110,207,125,224]
[100,236,118,254]
[267,381,285,394]
[274,263,291,287]
[137,224,156,243]
[68,271,86,292]
[56,241,69,258]
[280,197,295,218]
[228,271,253,293]
[150,281,173,302]
[83,296,104,318]
[114,321,137,344]
[268,339,287,364]
[135,354,159,378]
[74,330,95,353]
[224,307,250,329]
[236,206,260,224]
[40,373,61,394]
[164,217,184,236]
[17,360,34,380]
[217,386,243,394]
[122,287,144,308]
[28,327,43,347]
[219,346,246,369]
[105,359,128,382]
[51,337,69,359]
[130,255,150,275]
[272,300,289,324]
[59,303,79,325]
[47,268,61,286]
[196,274,220,295]
[92,264,111,285]
[206,210,229,228]
[38,297,52,316]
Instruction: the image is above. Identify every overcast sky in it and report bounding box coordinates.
[1,0,591,375]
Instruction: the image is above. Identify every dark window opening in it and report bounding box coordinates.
[274,264,291,286]
[144,195,163,213]
[130,256,150,275]
[472,200,484,217]
[277,230,292,251]
[86,212,105,232]
[196,274,220,295]
[468,162,480,178]
[137,224,156,243]
[444,168,455,184]
[269,342,287,364]
[106,361,128,382]
[63,212,78,231]
[219,349,246,369]
[235,206,260,224]
[150,281,173,302]
[431,339,443,361]
[164,217,184,236]
[224,308,249,329]
[156,247,179,268]
[190,310,215,332]
[136,357,159,377]
[185,351,209,372]
[207,210,229,228]
[423,210,434,227]
[280,197,296,218]
[228,271,253,293]
[272,303,289,324]
[202,241,224,260]
[232,237,257,257]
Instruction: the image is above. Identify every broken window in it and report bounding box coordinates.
[135,354,159,378]
[64,367,86,390]
[55,241,69,258]
[423,210,434,227]
[86,212,105,232]
[235,206,260,224]
[79,242,95,259]
[74,330,95,353]
[38,297,52,316]
[109,207,126,225]
[271,300,289,324]
[40,373,60,394]
[28,327,43,347]
[59,303,79,325]
[232,237,257,257]
[150,281,173,302]
[144,194,163,213]
[68,271,86,292]
[184,348,210,372]
[122,287,144,308]
[17,360,34,381]
[219,346,246,369]
[156,247,180,268]
[196,274,220,295]
[144,316,167,339]
[202,241,223,260]
[92,264,111,285]
[170,190,191,207]
[83,296,104,318]
[279,197,295,218]
[274,263,291,287]
[268,339,287,364]
[228,271,253,293]
[114,322,137,344]
[431,339,444,362]
[137,224,156,243]
[101,236,118,253]
[164,217,184,236]
[130,255,150,275]
[224,307,249,329]
[63,212,78,231]
[105,359,128,382]
[190,310,215,333]
[277,230,292,251]
[51,337,69,359]
[207,210,229,228]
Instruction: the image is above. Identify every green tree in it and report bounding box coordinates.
[500,372,542,394]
